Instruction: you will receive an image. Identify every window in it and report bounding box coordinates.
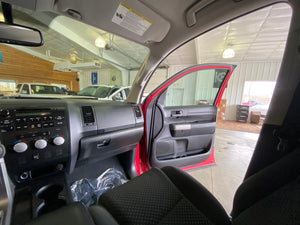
[31,85,64,94]
[95,87,111,98]
[21,84,29,94]
[165,68,228,107]
[16,84,21,93]
[242,81,276,106]
[0,5,149,100]
[124,88,131,97]
[109,88,120,96]
[0,80,16,96]
[112,91,123,101]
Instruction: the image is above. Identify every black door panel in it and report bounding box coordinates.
[150,105,217,168]
[143,64,236,169]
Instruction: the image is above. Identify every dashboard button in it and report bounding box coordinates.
[15,118,21,123]
[56,115,63,120]
[34,139,47,149]
[13,142,28,153]
[36,123,42,128]
[3,120,10,125]
[49,122,54,127]
[0,126,8,133]
[56,121,64,126]
[53,136,65,146]
[42,131,50,136]
[43,123,49,128]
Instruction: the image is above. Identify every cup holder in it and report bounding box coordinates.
[36,184,66,216]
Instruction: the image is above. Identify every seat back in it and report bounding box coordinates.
[232,148,300,224]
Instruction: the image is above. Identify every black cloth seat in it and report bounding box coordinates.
[90,148,300,225]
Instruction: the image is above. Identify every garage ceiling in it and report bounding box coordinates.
[7,3,292,70]
[164,3,292,65]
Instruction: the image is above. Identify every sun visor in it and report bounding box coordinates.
[55,0,171,44]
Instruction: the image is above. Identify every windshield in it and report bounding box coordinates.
[78,86,111,98]
[0,5,149,100]
[31,85,64,95]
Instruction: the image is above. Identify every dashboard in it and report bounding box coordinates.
[0,99,144,185]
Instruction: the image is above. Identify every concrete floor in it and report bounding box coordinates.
[188,129,259,214]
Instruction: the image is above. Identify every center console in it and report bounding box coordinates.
[0,98,144,224]
[0,104,69,184]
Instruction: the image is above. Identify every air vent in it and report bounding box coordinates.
[82,106,95,126]
[133,106,142,118]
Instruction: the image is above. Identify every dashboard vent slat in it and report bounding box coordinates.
[82,106,95,125]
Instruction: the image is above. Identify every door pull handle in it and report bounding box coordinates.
[171,110,183,118]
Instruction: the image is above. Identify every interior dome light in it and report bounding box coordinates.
[222,48,235,58]
[95,37,106,48]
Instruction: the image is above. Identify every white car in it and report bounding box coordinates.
[78,85,131,101]
[16,83,65,96]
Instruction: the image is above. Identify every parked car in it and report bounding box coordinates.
[78,85,131,101]
[16,83,65,95]
[242,100,262,107]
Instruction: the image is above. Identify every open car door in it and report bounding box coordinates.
[136,64,236,174]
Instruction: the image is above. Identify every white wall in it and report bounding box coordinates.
[165,69,221,106]
[144,69,168,94]
[78,68,123,90]
[168,64,196,78]
[130,68,168,94]
[223,61,282,120]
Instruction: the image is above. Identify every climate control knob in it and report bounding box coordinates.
[53,136,65,146]
[34,139,47,150]
[13,141,28,153]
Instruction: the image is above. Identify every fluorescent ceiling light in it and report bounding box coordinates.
[95,36,106,48]
[222,48,235,59]
[0,13,4,22]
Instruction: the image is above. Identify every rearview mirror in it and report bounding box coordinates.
[0,22,43,46]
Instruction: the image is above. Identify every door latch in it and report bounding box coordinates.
[171,110,183,118]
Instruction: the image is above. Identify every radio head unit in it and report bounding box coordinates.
[0,106,69,184]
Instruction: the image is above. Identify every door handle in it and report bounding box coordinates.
[97,139,111,148]
[171,110,183,118]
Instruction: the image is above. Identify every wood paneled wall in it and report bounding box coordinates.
[0,44,79,91]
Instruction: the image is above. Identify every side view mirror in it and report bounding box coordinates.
[0,22,43,46]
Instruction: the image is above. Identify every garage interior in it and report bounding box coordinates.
[0,2,292,214]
